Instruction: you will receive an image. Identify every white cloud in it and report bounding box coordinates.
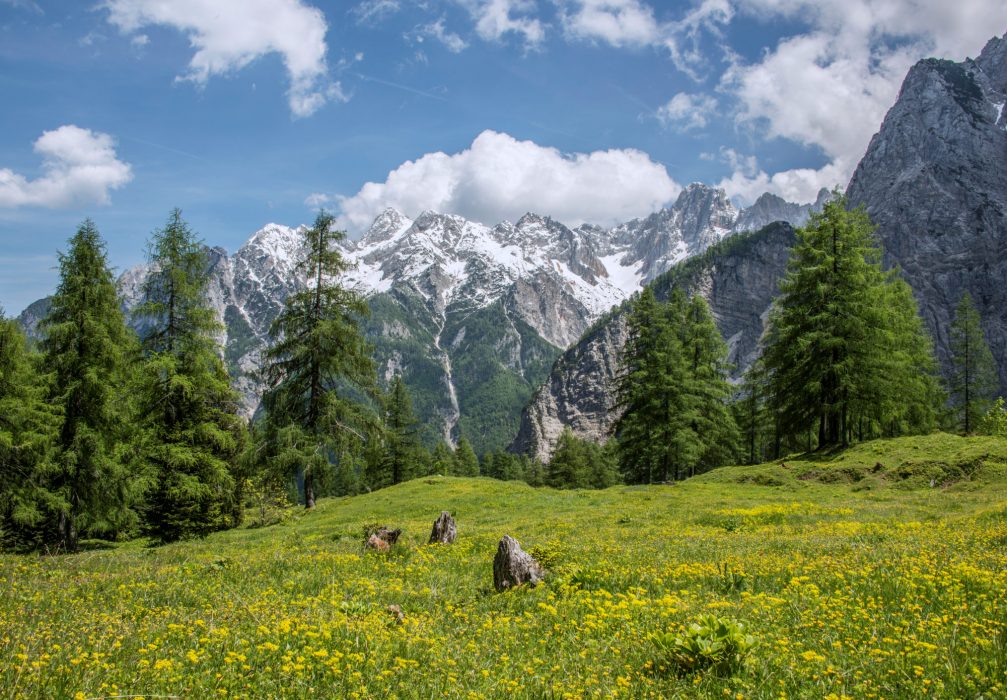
[720,0,1007,199]
[560,0,661,47]
[130,33,149,47]
[459,0,546,47]
[352,0,401,24]
[559,0,731,78]
[333,130,680,233]
[657,92,718,130]
[101,0,336,117]
[718,157,846,205]
[304,192,335,208]
[0,125,133,208]
[415,19,470,53]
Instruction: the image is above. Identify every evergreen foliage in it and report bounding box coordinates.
[950,292,998,434]
[372,375,425,487]
[614,287,739,484]
[430,441,455,476]
[260,211,378,508]
[760,195,941,449]
[0,314,57,550]
[132,210,246,542]
[40,220,138,551]
[547,429,621,489]
[453,437,480,477]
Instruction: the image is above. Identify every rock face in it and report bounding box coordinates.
[493,535,544,591]
[846,33,1007,396]
[511,223,796,462]
[19,185,817,454]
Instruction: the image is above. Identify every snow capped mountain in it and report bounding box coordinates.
[21,183,817,451]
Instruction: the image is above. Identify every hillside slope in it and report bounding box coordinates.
[4,434,1007,699]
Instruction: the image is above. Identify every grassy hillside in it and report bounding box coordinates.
[4,434,1007,699]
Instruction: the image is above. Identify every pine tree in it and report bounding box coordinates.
[548,430,621,489]
[950,292,998,434]
[40,220,138,552]
[430,441,455,476]
[453,437,479,477]
[132,210,246,542]
[0,314,57,550]
[261,211,377,508]
[379,375,422,487]
[760,195,941,448]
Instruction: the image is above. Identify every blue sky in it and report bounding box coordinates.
[1,0,1005,314]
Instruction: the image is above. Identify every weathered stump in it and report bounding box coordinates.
[428,511,457,544]
[493,535,544,591]
[364,527,401,552]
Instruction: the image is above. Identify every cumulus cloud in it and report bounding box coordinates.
[657,92,718,130]
[101,0,338,117]
[560,0,661,47]
[719,0,1007,201]
[560,0,731,78]
[333,130,680,233]
[458,0,545,48]
[0,125,132,208]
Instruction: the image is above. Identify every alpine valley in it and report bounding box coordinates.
[20,185,822,454]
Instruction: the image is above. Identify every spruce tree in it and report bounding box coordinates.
[261,211,376,508]
[682,294,740,473]
[40,220,138,551]
[430,441,455,476]
[453,437,479,477]
[379,375,422,486]
[132,210,246,542]
[0,314,57,550]
[950,292,998,434]
[614,288,737,483]
[760,195,941,448]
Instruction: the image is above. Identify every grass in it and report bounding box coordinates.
[4,433,1007,698]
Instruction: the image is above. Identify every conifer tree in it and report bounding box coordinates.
[453,437,480,476]
[760,195,941,448]
[950,292,998,434]
[41,220,138,551]
[0,314,57,550]
[682,294,740,473]
[430,441,455,476]
[548,430,621,489]
[614,288,737,483]
[133,210,245,542]
[261,211,376,508]
[379,375,422,486]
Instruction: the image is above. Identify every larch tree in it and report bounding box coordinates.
[0,313,57,550]
[261,211,376,508]
[950,292,998,434]
[132,209,246,542]
[40,220,138,552]
[760,194,941,448]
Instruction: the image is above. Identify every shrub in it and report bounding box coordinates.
[651,615,755,676]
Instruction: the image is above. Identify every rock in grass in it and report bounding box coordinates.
[428,511,457,544]
[365,527,401,552]
[493,535,544,591]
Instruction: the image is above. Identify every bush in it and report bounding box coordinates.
[651,615,755,676]
[979,397,1007,438]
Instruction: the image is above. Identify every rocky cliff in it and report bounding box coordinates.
[511,222,796,461]
[846,33,1007,395]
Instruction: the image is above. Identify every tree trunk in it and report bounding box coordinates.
[493,536,544,591]
[428,511,457,544]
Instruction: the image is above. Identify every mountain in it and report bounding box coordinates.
[846,32,1007,396]
[18,184,817,454]
[510,222,796,461]
[513,32,1007,461]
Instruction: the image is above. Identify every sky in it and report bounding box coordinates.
[1,0,1005,315]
